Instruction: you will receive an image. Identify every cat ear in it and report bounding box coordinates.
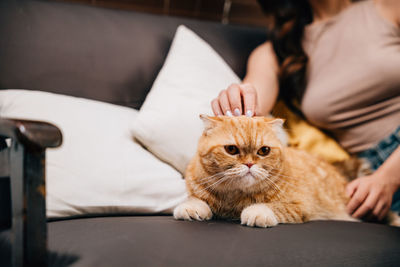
[200,114,220,135]
[268,118,288,145]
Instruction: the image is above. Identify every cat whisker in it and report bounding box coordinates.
[259,179,282,198]
[187,169,246,195]
[195,176,224,185]
[197,168,245,182]
[191,173,234,195]
[252,169,293,196]
[251,169,283,197]
[224,175,237,190]
[268,170,315,188]
[192,179,229,197]
[197,172,225,182]
[207,170,242,184]
[261,164,309,174]
[274,178,298,189]
[270,169,304,180]
[278,165,311,173]
[269,171,308,182]
[270,173,302,181]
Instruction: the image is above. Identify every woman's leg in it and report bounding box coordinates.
[357,126,400,213]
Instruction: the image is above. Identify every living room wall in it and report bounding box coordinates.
[51,0,270,26]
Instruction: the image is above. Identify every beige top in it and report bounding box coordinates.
[301,0,400,153]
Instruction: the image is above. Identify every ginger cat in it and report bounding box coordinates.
[174,115,400,227]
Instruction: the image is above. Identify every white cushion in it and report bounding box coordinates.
[0,90,187,218]
[132,25,240,174]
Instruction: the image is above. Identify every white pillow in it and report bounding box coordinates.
[0,90,187,218]
[132,25,240,174]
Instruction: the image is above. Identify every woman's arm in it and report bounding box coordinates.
[243,42,280,116]
[375,0,400,27]
[211,41,279,117]
[346,147,400,220]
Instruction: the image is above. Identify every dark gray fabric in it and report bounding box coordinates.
[0,0,266,109]
[0,231,11,267]
[3,216,400,267]
[40,217,400,266]
[0,177,11,230]
[0,143,10,230]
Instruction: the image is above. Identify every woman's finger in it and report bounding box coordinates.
[370,200,385,221]
[240,84,257,117]
[346,179,360,198]
[347,185,369,215]
[226,84,242,116]
[218,90,232,116]
[211,98,223,116]
[378,203,390,221]
[352,190,379,219]
[364,199,384,222]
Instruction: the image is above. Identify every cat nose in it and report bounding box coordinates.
[245,163,254,168]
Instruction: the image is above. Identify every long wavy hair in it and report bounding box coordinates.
[257,0,313,114]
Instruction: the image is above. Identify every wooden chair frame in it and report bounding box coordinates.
[0,118,62,267]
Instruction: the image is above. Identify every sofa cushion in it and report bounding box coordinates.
[132,25,240,174]
[0,0,266,109]
[2,217,400,267]
[0,90,187,218]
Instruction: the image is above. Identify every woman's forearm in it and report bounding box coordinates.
[242,42,280,116]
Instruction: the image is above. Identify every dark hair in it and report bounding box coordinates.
[257,0,313,114]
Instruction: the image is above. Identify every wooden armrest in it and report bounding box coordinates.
[0,118,62,266]
[0,118,62,149]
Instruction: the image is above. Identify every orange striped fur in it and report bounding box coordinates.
[173,116,400,227]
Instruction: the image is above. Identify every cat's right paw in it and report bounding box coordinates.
[173,197,213,221]
[241,204,278,228]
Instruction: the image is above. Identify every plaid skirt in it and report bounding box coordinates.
[357,126,400,212]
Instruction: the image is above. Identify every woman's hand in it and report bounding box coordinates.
[211,83,258,117]
[346,170,399,221]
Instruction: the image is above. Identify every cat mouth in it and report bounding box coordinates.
[240,173,256,186]
[243,173,254,179]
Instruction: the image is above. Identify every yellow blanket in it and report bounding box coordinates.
[272,101,349,163]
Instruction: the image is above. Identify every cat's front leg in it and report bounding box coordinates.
[173,197,213,221]
[241,202,305,228]
[240,203,279,228]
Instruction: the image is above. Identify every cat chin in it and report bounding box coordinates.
[238,173,257,187]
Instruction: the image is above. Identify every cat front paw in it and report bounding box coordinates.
[173,197,213,221]
[241,204,278,228]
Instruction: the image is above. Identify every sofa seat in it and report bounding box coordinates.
[2,216,400,267]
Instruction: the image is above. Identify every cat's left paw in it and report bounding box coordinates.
[173,197,212,221]
[241,204,278,228]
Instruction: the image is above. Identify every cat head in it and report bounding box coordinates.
[194,115,287,193]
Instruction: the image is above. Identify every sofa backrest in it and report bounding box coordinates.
[0,0,267,109]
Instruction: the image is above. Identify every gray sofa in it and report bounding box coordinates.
[1,0,400,266]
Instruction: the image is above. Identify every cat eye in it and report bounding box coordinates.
[224,145,239,155]
[257,146,271,156]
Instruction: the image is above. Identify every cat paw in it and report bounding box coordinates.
[387,211,400,227]
[173,197,213,221]
[240,204,278,228]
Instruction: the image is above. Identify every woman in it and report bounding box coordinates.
[211,0,400,221]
